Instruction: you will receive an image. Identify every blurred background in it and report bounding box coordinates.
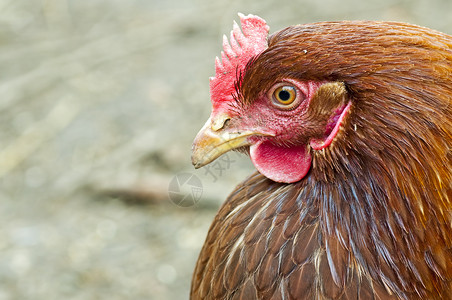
[0,0,451,299]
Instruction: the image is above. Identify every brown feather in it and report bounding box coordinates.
[325,234,350,289]
[243,232,267,273]
[279,238,297,276]
[266,218,288,255]
[269,280,290,300]
[287,263,316,299]
[223,247,246,291]
[254,252,279,297]
[230,278,258,300]
[319,249,344,298]
[291,223,319,265]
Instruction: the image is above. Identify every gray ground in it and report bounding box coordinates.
[0,0,451,299]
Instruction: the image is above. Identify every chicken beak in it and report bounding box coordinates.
[191,115,263,169]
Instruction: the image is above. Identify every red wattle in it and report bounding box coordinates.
[250,141,312,183]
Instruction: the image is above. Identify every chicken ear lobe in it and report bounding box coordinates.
[307,82,352,150]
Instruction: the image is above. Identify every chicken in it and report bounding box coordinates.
[191,14,452,299]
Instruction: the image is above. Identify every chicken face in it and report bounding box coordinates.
[192,14,351,183]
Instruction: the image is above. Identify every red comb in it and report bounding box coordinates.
[210,13,269,114]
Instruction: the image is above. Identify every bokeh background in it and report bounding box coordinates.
[0,0,451,299]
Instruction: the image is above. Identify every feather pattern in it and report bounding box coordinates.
[191,172,412,299]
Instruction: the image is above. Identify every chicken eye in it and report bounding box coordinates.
[272,85,297,106]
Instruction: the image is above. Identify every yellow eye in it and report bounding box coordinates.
[273,85,297,106]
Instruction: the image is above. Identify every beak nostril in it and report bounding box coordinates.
[211,114,231,131]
